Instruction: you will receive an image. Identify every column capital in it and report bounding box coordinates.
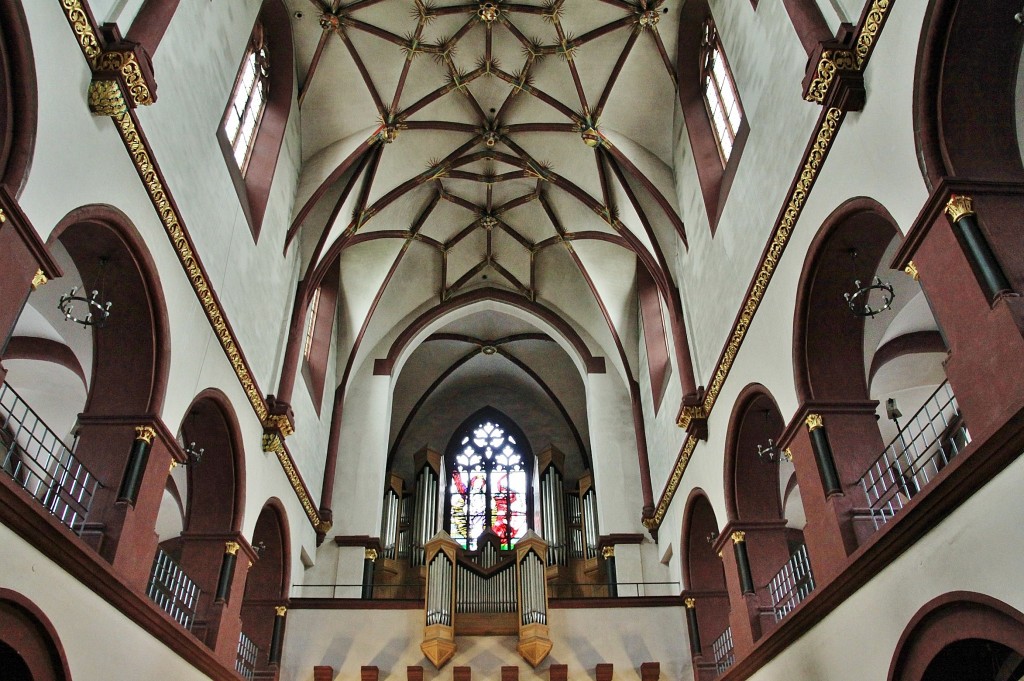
[275,605,288,617]
[730,531,746,544]
[805,413,824,431]
[944,194,976,223]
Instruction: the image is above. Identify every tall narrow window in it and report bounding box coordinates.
[302,288,321,361]
[447,415,533,550]
[700,18,744,165]
[223,25,269,174]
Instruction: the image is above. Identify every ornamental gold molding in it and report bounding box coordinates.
[263,413,296,438]
[804,49,858,104]
[96,50,154,108]
[855,0,892,67]
[31,269,48,290]
[944,194,976,223]
[134,425,156,444]
[57,0,330,534]
[803,0,893,105]
[676,403,708,429]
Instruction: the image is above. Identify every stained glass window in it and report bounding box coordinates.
[447,418,531,550]
[700,17,744,165]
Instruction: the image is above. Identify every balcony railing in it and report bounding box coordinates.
[859,381,970,530]
[0,382,100,535]
[236,631,258,680]
[147,548,201,630]
[768,543,815,622]
[712,625,734,675]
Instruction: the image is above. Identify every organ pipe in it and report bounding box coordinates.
[412,451,440,566]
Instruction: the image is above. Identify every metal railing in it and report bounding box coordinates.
[859,381,970,529]
[712,625,734,675]
[147,548,201,630]
[767,543,815,622]
[236,631,259,680]
[548,581,680,599]
[291,580,680,600]
[0,382,100,534]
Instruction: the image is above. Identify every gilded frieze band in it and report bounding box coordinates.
[57,0,327,533]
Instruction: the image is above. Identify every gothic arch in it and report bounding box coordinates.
[0,589,72,681]
[888,592,1024,681]
[442,406,536,549]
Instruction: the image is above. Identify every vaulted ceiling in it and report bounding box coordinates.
[284,0,687,465]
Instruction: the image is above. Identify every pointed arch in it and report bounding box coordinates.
[443,406,535,550]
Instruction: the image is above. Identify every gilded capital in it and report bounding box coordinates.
[275,605,288,617]
[782,448,794,463]
[730,531,746,544]
[88,79,128,117]
[805,414,824,431]
[684,597,696,609]
[225,541,241,556]
[0,208,6,223]
[134,425,156,444]
[365,548,378,562]
[904,261,920,281]
[677,404,708,429]
[601,546,615,559]
[31,269,48,290]
[263,413,295,438]
[944,194,975,224]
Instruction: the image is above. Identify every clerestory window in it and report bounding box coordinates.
[223,25,270,175]
[446,416,532,550]
[700,17,744,165]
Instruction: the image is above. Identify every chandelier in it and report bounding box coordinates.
[58,257,112,327]
[843,248,894,318]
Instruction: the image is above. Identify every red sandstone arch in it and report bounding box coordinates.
[0,589,72,681]
[240,499,291,673]
[723,384,786,524]
[680,489,729,670]
[177,389,246,534]
[48,204,170,416]
[0,0,36,197]
[888,591,1024,681]
[793,197,900,403]
[915,0,1024,187]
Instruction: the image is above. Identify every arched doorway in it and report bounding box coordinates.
[889,592,1024,681]
[0,590,72,681]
